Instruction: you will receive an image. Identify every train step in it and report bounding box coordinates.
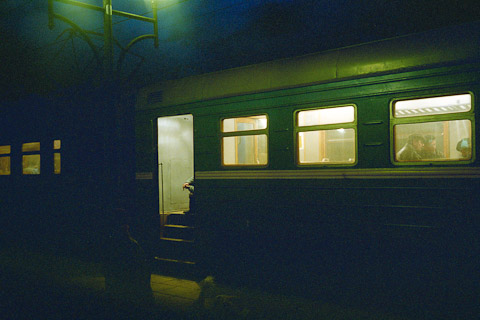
[166,213,196,226]
[160,237,194,243]
[158,237,196,262]
[162,224,195,240]
[153,256,198,280]
[154,256,195,265]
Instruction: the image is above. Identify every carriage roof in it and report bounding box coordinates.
[137,21,480,110]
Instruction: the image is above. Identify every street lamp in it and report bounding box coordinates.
[48,0,159,80]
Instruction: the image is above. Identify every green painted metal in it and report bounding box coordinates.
[137,22,480,110]
[134,25,480,304]
[136,63,480,171]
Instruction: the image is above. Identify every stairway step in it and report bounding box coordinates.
[155,257,195,265]
[164,224,193,229]
[158,237,196,262]
[152,257,199,280]
[163,225,195,240]
[166,213,196,226]
[160,237,194,243]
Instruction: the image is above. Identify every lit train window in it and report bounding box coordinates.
[296,106,356,165]
[393,94,474,163]
[54,140,61,174]
[221,115,268,166]
[22,142,40,175]
[394,94,471,117]
[0,145,11,175]
[22,142,40,152]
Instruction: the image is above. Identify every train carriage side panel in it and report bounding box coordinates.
[135,22,480,315]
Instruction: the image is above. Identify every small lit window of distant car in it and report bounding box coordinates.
[221,115,268,166]
[54,140,61,174]
[296,105,356,165]
[0,145,11,175]
[22,142,40,175]
[393,94,473,163]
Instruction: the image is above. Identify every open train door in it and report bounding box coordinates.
[157,115,194,222]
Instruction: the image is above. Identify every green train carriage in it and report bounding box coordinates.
[135,22,480,312]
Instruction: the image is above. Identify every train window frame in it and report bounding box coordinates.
[0,145,11,175]
[220,114,269,167]
[294,104,358,167]
[22,142,41,175]
[390,92,475,165]
[54,139,61,174]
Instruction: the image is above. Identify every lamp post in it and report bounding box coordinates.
[48,0,159,81]
[48,0,160,216]
[103,0,114,79]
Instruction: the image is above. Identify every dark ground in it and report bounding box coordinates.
[1,244,477,320]
[0,270,183,320]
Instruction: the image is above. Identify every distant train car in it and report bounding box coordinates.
[135,22,480,314]
[0,86,134,258]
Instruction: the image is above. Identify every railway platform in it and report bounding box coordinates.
[0,246,413,320]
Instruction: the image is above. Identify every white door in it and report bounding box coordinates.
[157,115,194,214]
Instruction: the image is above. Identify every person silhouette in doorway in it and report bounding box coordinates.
[182,176,195,214]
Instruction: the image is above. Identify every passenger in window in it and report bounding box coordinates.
[397,134,425,161]
[420,135,444,159]
[23,157,40,174]
[182,176,195,214]
[456,138,471,159]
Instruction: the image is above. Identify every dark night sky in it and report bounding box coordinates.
[1,0,480,102]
